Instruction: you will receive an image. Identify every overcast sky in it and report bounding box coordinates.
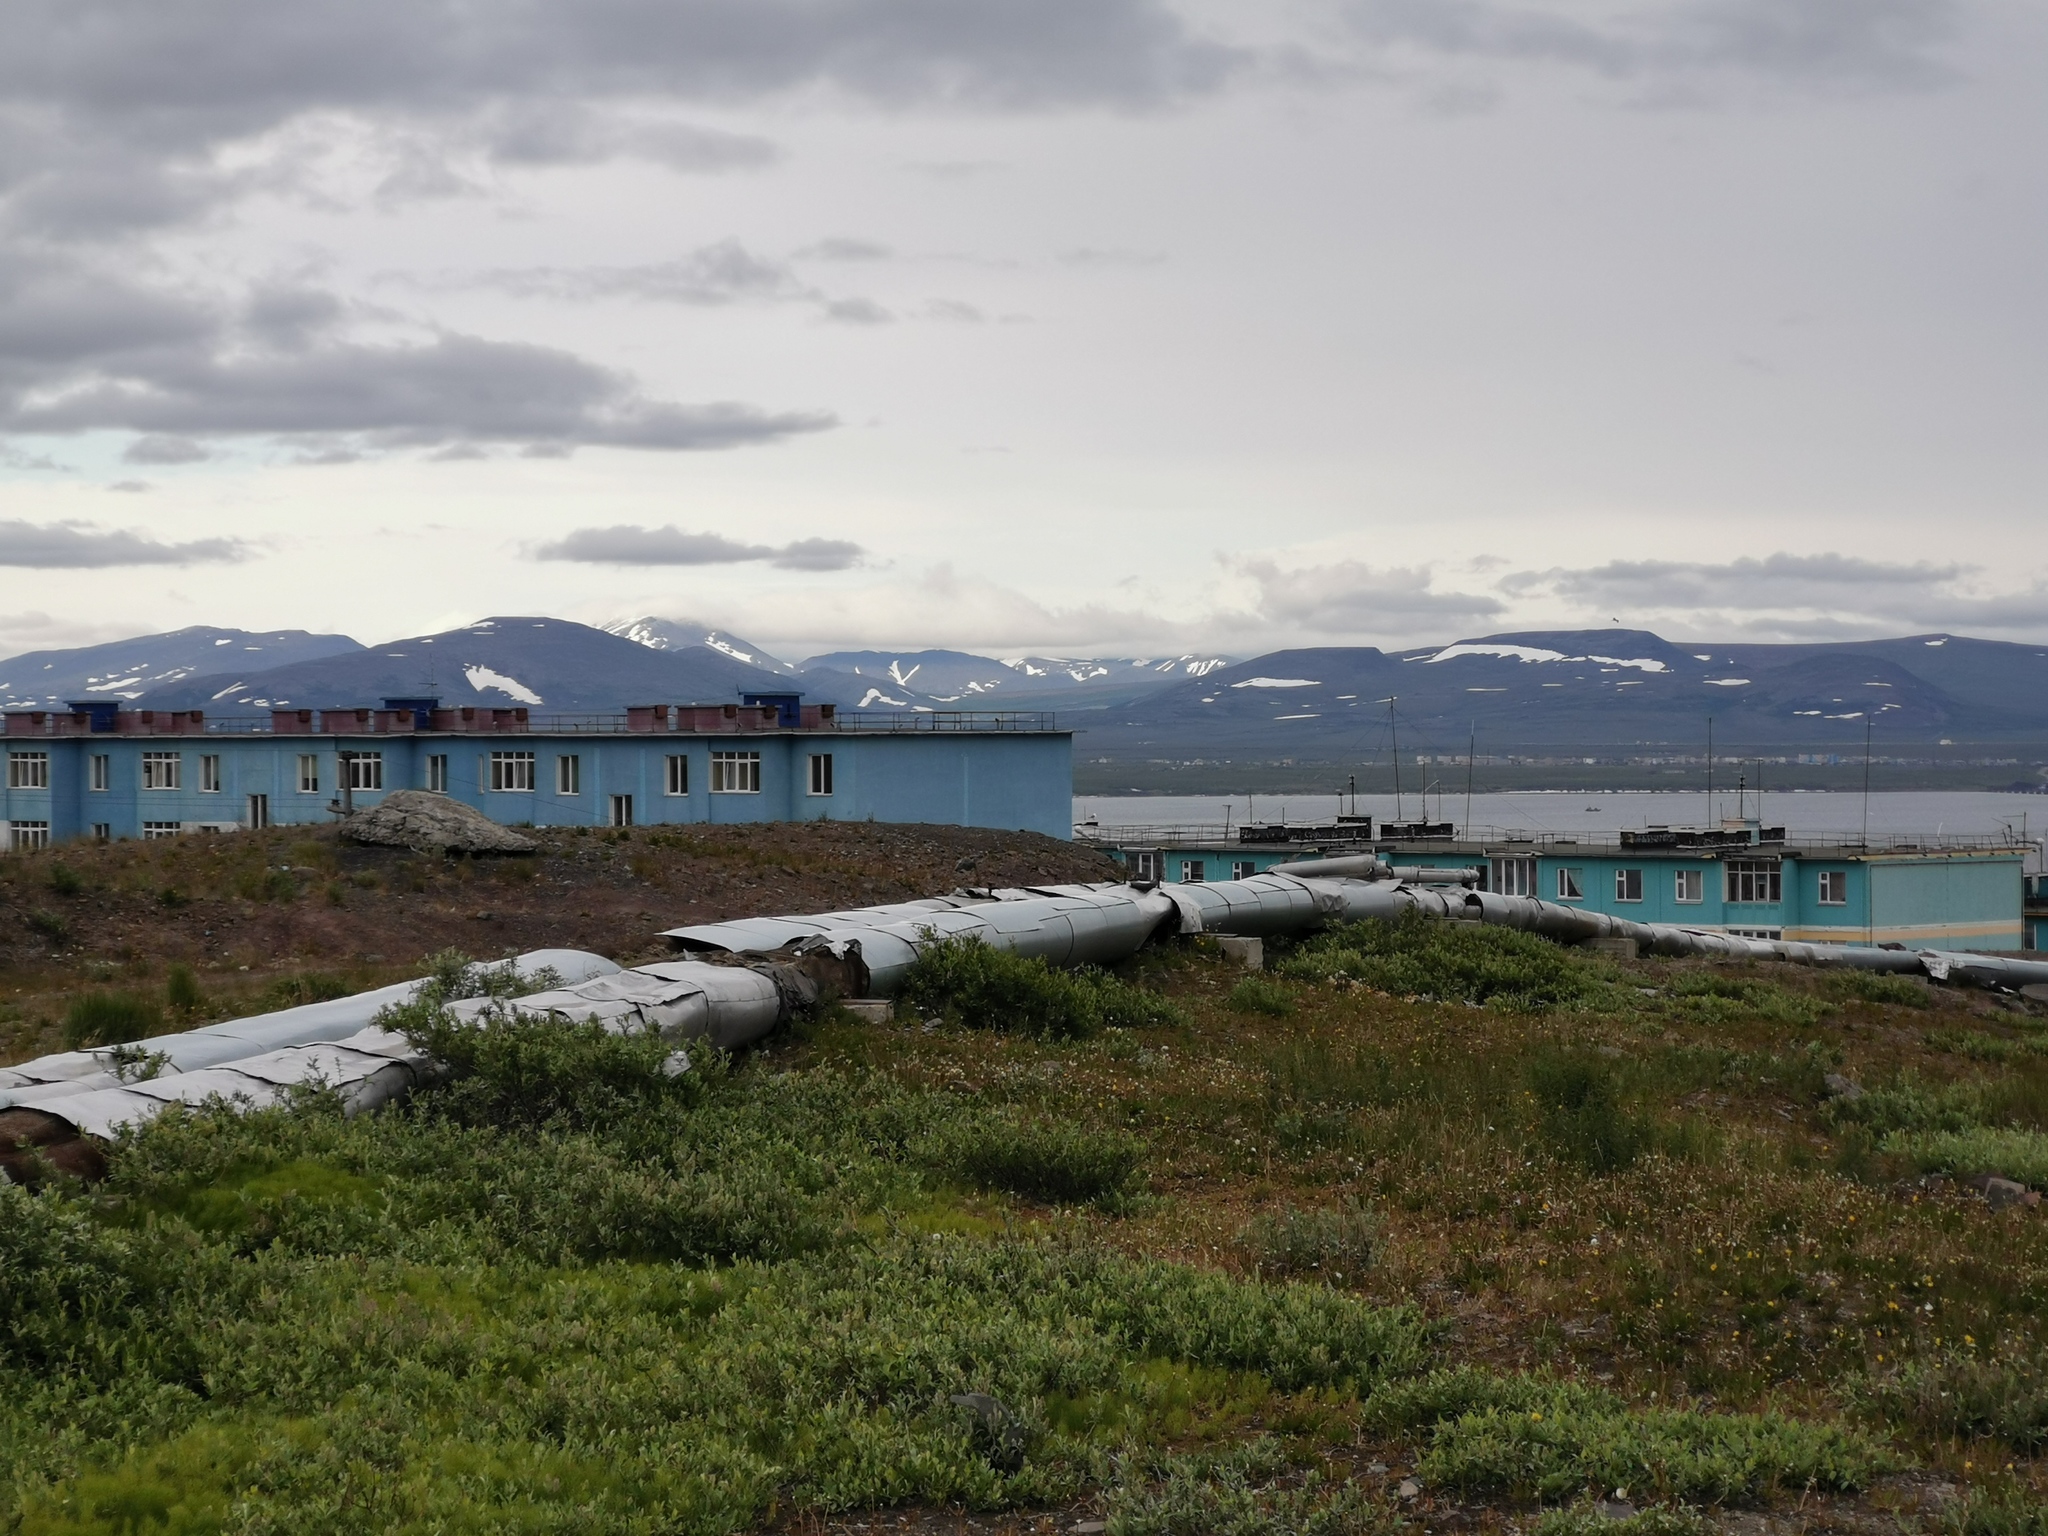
[2,0,2043,662]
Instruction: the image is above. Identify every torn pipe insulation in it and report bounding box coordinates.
[443,957,831,1053]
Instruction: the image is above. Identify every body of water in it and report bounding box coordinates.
[1074,790,2048,857]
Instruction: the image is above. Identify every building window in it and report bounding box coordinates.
[297,754,320,794]
[91,823,111,843]
[425,755,448,793]
[710,750,760,794]
[556,755,580,795]
[1232,860,1257,880]
[1728,927,1783,941]
[1180,858,1207,882]
[346,753,383,792]
[1726,859,1782,904]
[141,751,181,790]
[1818,870,1849,906]
[665,755,688,796]
[1674,868,1703,904]
[90,754,110,792]
[807,753,833,796]
[1556,867,1584,901]
[1129,850,1162,881]
[7,751,49,790]
[246,795,269,830]
[141,821,181,840]
[490,751,536,792]
[609,794,633,827]
[1489,856,1536,897]
[199,755,222,793]
[8,821,50,852]
[1615,868,1643,903]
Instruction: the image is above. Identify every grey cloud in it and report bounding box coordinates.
[479,103,779,171]
[106,479,151,492]
[0,251,833,453]
[0,517,247,566]
[823,297,894,324]
[476,241,804,305]
[1242,558,1505,630]
[122,434,211,464]
[795,237,894,261]
[1058,247,1166,267]
[1344,0,1960,90]
[1505,553,1968,609]
[533,524,864,570]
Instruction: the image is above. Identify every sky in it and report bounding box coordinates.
[1,0,2044,664]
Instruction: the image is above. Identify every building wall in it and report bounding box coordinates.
[2,730,1074,846]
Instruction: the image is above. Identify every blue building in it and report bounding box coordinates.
[1089,817,2027,951]
[2,698,1071,848]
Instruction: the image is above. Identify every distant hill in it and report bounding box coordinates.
[139,617,815,714]
[795,648,1230,709]
[601,617,798,675]
[0,627,363,710]
[1074,629,2048,760]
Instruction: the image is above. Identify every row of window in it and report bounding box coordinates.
[6,748,836,798]
[1494,857,1843,907]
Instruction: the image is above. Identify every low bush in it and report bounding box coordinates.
[164,965,202,1015]
[1825,971,1934,1009]
[263,971,353,1009]
[1528,1052,1645,1175]
[1663,972,1833,1028]
[1884,1127,2048,1190]
[1108,1452,1380,1536]
[1238,1201,1380,1284]
[1852,1341,2048,1448]
[1945,1493,2048,1536]
[22,907,70,945]
[898,936,1182,1039]
[1276,912,1604,1010]
[928,1117,1146,1206]
[1532,1506,1713,1536]
[1227,977,1296,1017]
[46,863,84,897]
[60,991,164,1050]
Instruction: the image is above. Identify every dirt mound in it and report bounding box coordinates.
[342,790,538,854]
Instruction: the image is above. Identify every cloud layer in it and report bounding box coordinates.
[0,518,247,567]
[534,524,864,570]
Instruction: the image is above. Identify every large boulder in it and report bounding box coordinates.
[341,789,538,855]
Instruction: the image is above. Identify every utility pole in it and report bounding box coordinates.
[1705,717,1713,828]
[1464,725,1476,837]
[1388,698,1401,822]
[1861,717,1873,849]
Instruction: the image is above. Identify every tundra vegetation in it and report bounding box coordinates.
[7,913,2048,1533]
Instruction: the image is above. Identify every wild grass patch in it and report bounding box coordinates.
[1276,913,1608,1011]
[898,936,1183,1039]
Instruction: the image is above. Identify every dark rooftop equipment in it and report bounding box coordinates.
[381,697,440,729]
[740,691,804,728]
[65,701,120,732]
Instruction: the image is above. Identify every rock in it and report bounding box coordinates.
[341,790,539,855]
[1597,1500,1638,1521]
[1365,1463,1389,1476]
[1218,936,1264,970]
[1981,1177,2038,1211]
[1073,1523,1107,1534]
[1396,1480,1421,1501]
[949,1392,1027,1473]
[1822,1073,1865,1102]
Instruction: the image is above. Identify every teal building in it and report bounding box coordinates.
[2,698,1072,847]
[1090,819,2026,951]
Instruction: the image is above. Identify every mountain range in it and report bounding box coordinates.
[3,620,2043,756]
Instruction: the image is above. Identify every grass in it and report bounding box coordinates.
[59,991,163,1050]
[9,913,2048,1528]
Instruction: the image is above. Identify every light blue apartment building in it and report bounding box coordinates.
[2,695,1072,848]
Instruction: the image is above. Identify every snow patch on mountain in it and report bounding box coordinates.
[1231,677,1320,689]
[1424,643,1666,672]
[464,665,543,705]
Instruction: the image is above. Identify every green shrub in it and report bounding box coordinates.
[1532,1505,1713,1536]
[60,991,164,1050]
[898,936,1182,1039]
[1276,912,1604,1010]
[1108,1456,1379,1536]
[46,863,84,897]
[1853,1342,2048,1447]
[1238,1201,1379,1284]
[164,965,202,1015]
[1664,972,1832,1027]
[1528,1053,1644,1174]
[1828,1074,1987,1137]
[263,972,353,1009]
[1825,971,1933,1009]
[1227,977,1295,1017]
[22,907,70,944]
[1945,1493,2048,1536]
[928,1117,1146,1206]
[1884,1127,2048,1189]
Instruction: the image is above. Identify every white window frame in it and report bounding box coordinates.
[141,751,181,791]
[1489,856,1535,898]
[89,754,110,792]
[296,754,321,794]
[1614,868,1643,903]
[1556,867,1584,901]
[806,752,833,796]
[7,751,49,790]
[709,750,760,794]
[425,755,448,794]
[246,794,269,830]
[1674,868,1703,904]
[1726,859,1782,905]
[1232,860,1257,880]
[1818,870,1848,906]
[91,822,111,842]
[1129,850,1162,881]
[199,754,222,793]
[490,751,536,793]
[347,753,384,792]
[555,754,580,796]
[8,821,50,852]
[141,821,181,840]
[609,793,633,827]
[665,755,688,796]
[1180,858,1206,883]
